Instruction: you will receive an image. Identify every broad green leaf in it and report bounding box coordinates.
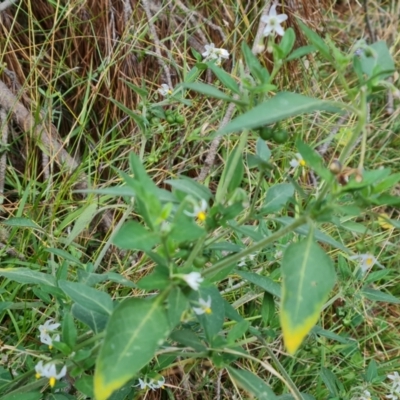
[170,329,207,352]
[219,92,341,135]
[128,152,158,194]
[256,138,271,161]
[1,217,42,230]
[183,82,245,105]
[137,267,169,290]
[64,203,98,246]
[2,393,42,400]
[227,320,250,343]
[241,41,270,84]
[165,176,213,201]
[74,185,135,197]
[311,326,352,344]
[75,375,94,398]
[237,270,281,298]
[106,272,137,288]
[206,62,240,94]
[45,248,82,265]
[0,268,56,287]
[277,395,316,400]
[365,359,378,383]
[59,281,114,315]
[298,20,332,62]
[0,301,13,313]
[285,45,316,62]
[227,367,278,399]
[296,140,331,180]
[261,292,276,326]
[280,236,336,354]
[320,367,340,396]
[279,28,295,58]
[72,303,108,333]
[94,297,170,400]
[262,183,294,214]
[361,288,400,304]
[167,287,189,328]
[113,221,160,252]
[359,41,395,80]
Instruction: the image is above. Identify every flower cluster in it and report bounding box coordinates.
[39,319,60,349]
[35,361,67,388]
[135,376,165,391]
[202,43,229,66]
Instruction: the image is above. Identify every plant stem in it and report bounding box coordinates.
[203,215,308,278]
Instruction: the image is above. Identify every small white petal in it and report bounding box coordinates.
[290,159,299,168]
[275,24,285,36]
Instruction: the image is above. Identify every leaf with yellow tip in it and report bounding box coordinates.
[280,235,335,355]
[94,297,170,400]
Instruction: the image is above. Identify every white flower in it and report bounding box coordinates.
[158,84,173,97]
[388,372,400,392]
[182,272,203,291]
[40,332,60,349]
[184,198,208,222]
[35,361,67,387]
[360,390,372,400]
[238,257,247,267]
[135,376,165,391]
[386,394,399,400]
[38,319,60,349]
[39,319,60,335]
[202,43,229,65]
[349,253,384,274]
[261,2,288,37]
[193,296,212,315]
[238,253,257,267]
[289,153,306,168]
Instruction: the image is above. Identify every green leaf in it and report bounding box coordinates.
[279,28,295,58]
[237,270,281,298]
[241,41,270,84]
[137,267,169,290]
[361,288,400,304]
[59,281,114,315]
[72,304,108,333]
[2,393,43,400]
[285,45,316,62]
[227,320,250,343]
[0,301,13,313]
[261,292,276,326]
[219,92,341,135]
[45,248,83,265]
[262,183,294,214]
[365,359,378,383]
[280,236,336,354]
[206,62,240,94]
[64,203,98,247]
[298,20,332,62]
[227,367,278,399]
[62,312,77,349]
[183,83,245,105]
[320,367,340,396]
[359,41,395,80]
[94,297,170,400]
[170,329,207,352]
[75,375,94,398]
[0,267,56,287]
[218,145,244,198]
[167,287,189,328]
[113,221,160,252]
[109,98,147,132]
[1,217,42,230]
[296,140,331,180]
[122,79,148,99]
[256,138,271,162]
[165,176,213,201]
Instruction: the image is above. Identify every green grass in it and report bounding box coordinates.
[0,0,399,399]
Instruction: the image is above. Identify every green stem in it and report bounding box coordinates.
[203,215,308,278]
[215,130,249,204]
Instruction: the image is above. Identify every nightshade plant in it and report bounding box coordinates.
[0,19,399,400]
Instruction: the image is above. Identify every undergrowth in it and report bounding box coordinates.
[0,1,399,400]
